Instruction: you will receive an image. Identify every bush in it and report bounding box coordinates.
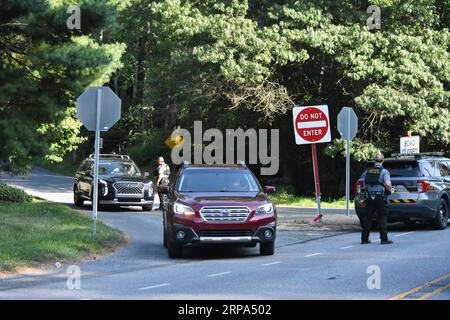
[0,183,33,203]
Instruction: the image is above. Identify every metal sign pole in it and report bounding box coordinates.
[311,144,322,219]
[92,88,101,235]
[346,108,351,216]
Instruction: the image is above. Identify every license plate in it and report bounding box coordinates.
[392,186,407,193]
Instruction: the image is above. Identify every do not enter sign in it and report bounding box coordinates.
[292,105,331,145]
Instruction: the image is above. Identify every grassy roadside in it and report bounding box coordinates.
[36,159,79,177]
[270,192,347,208]
[0,200,126,272]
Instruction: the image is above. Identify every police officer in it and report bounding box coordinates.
[155,156,170,209]
[358,153,393,245]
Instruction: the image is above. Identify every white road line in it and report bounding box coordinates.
[395,231,415,237]
[340,245,354,249]
[372,239,381,242]
[206,272,232,278]
[138,283,171,290]
[261,261,282,266]
[304,253,322,257]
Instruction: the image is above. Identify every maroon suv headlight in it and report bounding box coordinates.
[255,203,274,215]
[173,202,195,216]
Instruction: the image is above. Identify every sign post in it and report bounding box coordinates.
[311,143,321,218]
[337,107,358,216]
[76,87,121,235]
[292,105,331,220]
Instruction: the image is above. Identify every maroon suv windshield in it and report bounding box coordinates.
[177,169,261,192]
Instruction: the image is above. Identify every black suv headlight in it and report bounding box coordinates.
[255,203,274,215]
[99,179,108,196]
[144,181,153,195]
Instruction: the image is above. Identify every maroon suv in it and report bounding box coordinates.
[160,163,277,258]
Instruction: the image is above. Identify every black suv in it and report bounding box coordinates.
[74,154,154,210]
[355,153,450,229]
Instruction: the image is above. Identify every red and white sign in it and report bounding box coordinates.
[292,105,331,145]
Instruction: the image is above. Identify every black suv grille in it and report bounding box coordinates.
[200,206,250,223]
[113,182,144,195]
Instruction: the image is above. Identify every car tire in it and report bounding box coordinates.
[167,241,183,258]
[431,198,448,230]
[142,205,152,211]
[163,228,168,248]
[99,204,113,211]
[74,186,84,207]
[260,241,275,256]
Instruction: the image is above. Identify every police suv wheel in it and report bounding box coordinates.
[163,228,168,248]
[431,199,448,230]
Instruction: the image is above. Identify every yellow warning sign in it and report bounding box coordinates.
[164,133,184,149]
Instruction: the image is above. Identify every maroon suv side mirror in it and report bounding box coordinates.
[159,186,171,194]
[263,186,276,194]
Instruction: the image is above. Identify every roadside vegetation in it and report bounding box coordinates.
[270,192,346,208]
[36,157,79,177]
[0,184,126,272]
[0,183,33,203]
[1,1,448,200]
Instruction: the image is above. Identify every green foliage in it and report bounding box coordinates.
[0,183,33,203]
[324,139,380,162]
[0,0,126,173]
[103,0,448,199]
[1,0,448,198]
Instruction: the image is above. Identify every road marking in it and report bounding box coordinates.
[138,283,171,290]
[261,261,281,266]
[340,245,354,249]
[395,231,415,237]
[415,282,450,300]
[389,273,450,300]
[206,272,232,278]
[304,253,322,257]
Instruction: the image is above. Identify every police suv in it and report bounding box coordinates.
[355,153,450,229]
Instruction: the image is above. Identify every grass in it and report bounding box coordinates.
[37,159,79,177]
[0,200,126,272]
[270,192,347,208]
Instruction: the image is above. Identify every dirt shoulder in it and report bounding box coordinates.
[276,206,361,232]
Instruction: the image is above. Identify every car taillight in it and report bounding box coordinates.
[355,181,362,194]
[417,180,430,193]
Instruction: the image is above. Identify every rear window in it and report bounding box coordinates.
[383,161,420,177]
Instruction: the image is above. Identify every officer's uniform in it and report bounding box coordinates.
[359,162,391,243]
[156,163,170,207]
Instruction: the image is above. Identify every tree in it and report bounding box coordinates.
[0,0,126,173]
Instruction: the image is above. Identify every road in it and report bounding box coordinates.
[0,168,449,300]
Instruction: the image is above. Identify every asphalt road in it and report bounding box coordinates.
[0,168,449,300]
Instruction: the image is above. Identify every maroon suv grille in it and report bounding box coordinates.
[200,206,250,223]
[198,230,253,237]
